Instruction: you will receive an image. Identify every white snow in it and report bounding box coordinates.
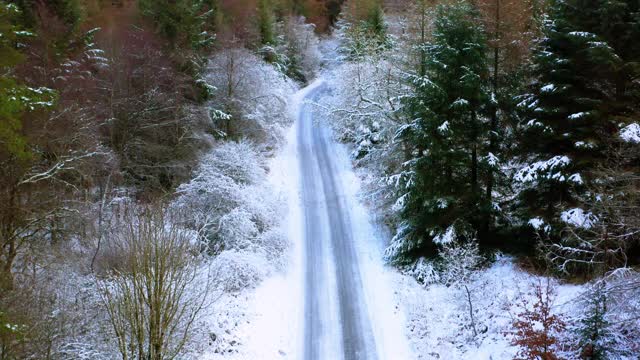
[540,84,556,93]
[437,121,450,133]
[620,123,640,143]
[485,152,499,167]
[392,256,585,360]
[433,226,456,245]
[560,208,597,229]
[515,155,571,183]
[568,31,596,38]
[567,112,588,120]
[528,217,546,230]
[568,173,583,185]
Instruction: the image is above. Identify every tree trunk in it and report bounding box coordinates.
[485,0,500,236]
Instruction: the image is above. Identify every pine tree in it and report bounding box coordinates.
[341,0,388,58]
[258,0,276,45]
[0,2,56,162]
[474,0,543,242]
[577,282,618,360]
[138,0,216,50]
[386,1,491,262]
[514,0,640,265]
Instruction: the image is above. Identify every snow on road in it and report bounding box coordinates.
[201,78,415,360]
[295,79,413,360]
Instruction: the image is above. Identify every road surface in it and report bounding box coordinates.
[297,81,379,360]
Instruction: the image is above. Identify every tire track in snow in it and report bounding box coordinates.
[298,81,378,360]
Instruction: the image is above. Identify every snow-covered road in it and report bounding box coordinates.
[294,79,412,360]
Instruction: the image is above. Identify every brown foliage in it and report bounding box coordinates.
[475,0,542,74]
[508,280,566,360]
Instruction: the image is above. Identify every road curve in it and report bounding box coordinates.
[297,81,378,360]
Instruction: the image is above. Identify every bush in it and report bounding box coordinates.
[508,280,566,360]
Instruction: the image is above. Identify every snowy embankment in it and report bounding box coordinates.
[194,80,311,360]
[197,124,304,359]
[392,257,582,359]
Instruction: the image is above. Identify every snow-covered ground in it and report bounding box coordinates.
[391,257,586,359]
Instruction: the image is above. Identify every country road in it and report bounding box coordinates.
[296,80,380,360]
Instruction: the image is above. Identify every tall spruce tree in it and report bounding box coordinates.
[386,1,491,262]
[342,0,388,58]
[138,0,216,50]
[258,0,276,45]
[0,1,56,162]
[514,0,640,262]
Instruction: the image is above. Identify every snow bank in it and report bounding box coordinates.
[194,79,308,360]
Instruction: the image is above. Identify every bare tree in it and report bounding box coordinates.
[98,206,213,360]
[438,235,484,339]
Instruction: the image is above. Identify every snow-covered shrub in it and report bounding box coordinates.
[255,228,289,269]
[239,182,283,233]
[217,208,259,252]
[407,257,440,286]
[211,250,269,293]
[574,282,619,360]
[437,237,486,339]
[0,264,115,360]
[174,141,265,250]
[206,48,297,147]
[174,138,287,295]
[564,270,640,358]
[437,237,484,286]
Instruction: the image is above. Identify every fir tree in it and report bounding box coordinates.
[0,1,56,162]
[576,281,629,359]
[138,0,217,50]
[386,1,491,262]
[258,0,276,45]
[515,0,640,265]
[342,0,388,58]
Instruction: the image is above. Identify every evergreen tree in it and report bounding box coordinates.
[514,0,640,262]
[138,0,216,50]
[386,1,491,262]
[577,282,621,359]
[258,0,276,45]
[0,1,55,161]
[341,0,388,58]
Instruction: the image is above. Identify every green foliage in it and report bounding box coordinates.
[0,2,56,161]
[386,1,491,262]
[11,0,82,30]
[577,282,617,360]
[46,0,82,29]
[258,0,276,45]
[138,0,216,50]
[342,3,389,58]
[515,0,640,247]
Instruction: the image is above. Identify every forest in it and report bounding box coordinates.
[1,0,639,359]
